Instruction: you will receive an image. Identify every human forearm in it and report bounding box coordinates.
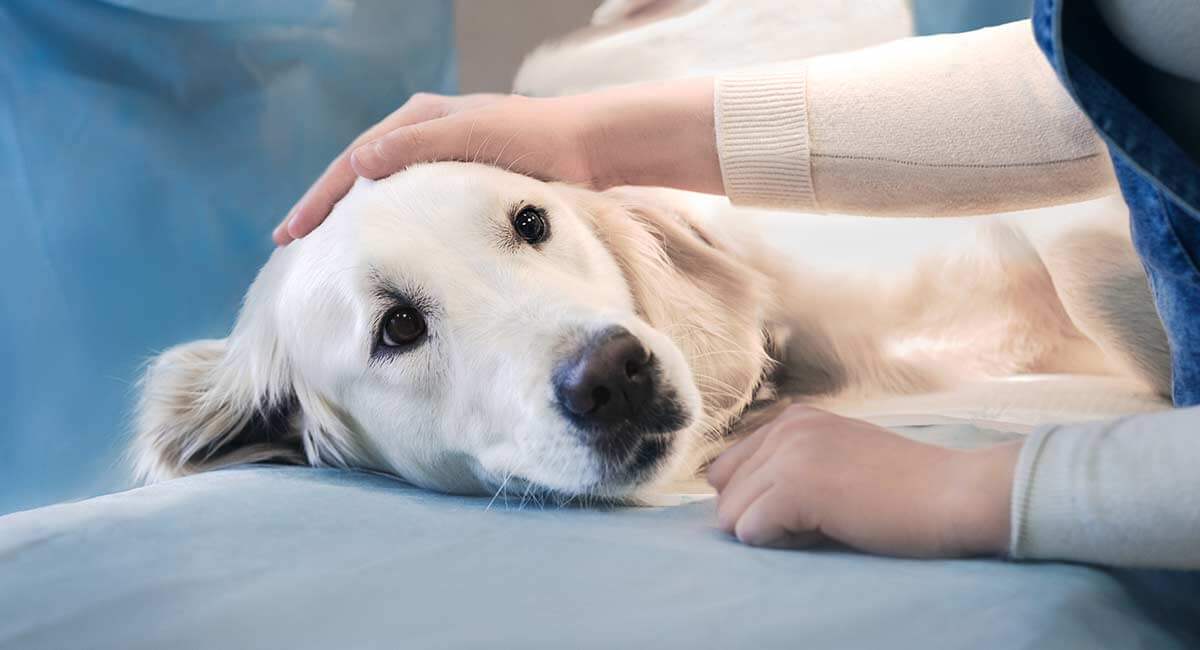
[575,76,724,195]
[715,20,1119,215]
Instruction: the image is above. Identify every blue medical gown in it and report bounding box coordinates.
[912,0,1031,34]
[0,0,456,514]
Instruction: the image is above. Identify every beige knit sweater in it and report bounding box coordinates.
[715,20,1200,569]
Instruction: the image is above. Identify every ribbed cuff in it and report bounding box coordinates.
[714,67,817,211]
[1009,424,1071,560]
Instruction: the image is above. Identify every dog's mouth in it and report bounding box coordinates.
[486,418,689,504]
[589,400,687,465]
[489,439,673,505]
[598,429,677,484]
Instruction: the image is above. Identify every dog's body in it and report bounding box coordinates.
[133,0,1169,501]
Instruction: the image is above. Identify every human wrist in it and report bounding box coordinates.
[574,77,721,194]
[941,442,1022,557]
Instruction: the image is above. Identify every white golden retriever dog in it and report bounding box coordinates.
[134,0,1169,501]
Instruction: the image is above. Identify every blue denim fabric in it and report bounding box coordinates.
[1033,0,1200,406]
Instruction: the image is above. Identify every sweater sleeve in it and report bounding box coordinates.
[1009,406,1200,569]
[714,20,1118,216]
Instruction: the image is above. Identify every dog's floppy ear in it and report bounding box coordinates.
[132,337,306,483]
[132,255,371,483]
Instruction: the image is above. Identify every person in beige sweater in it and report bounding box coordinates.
[273,4,1200,569]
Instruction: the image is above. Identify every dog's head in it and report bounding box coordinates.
[134,163,774,499]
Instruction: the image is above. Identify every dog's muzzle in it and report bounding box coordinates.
[552,326,688,476]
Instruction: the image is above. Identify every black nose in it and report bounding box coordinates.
[553,327,653,425]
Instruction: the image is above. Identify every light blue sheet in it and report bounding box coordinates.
[0,0,455,514]
[2,465,1197,649]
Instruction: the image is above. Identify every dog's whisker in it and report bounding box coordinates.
[682,348,746,361]
[463,117,478,163]
[558,490,577,510]
[491,127,524,169]
[486,462,517,511]
[471,132,496,165]
[661,321,749,353]
[692,377,744,395]
[517,467,537,511]
[503,150,536,174]
[691,372,748,395]
[532,444,570,511]
[690,368,745,384]
[692,382,750,405]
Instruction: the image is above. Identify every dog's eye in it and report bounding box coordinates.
[380,306,426,347]
[512,206,549,245]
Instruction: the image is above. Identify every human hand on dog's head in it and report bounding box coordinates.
[276,92,511,244]
[275,78,720,245]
